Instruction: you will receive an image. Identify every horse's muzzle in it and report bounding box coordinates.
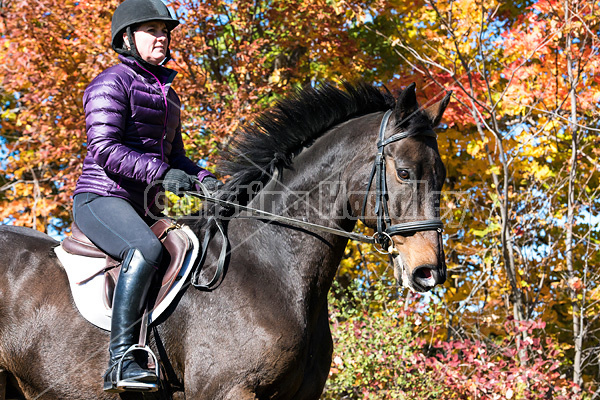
[411,264,446,292]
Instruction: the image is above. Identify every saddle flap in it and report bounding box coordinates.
[100,223,192,312]
[154,229,191,305]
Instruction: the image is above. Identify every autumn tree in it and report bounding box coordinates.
[0,0,120,231]
[338,0,600,392]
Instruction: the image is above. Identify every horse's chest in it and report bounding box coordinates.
[180,307,332,399]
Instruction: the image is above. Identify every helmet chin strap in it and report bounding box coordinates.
[125,27,143,61]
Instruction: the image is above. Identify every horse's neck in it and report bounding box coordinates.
[241,125,360,308]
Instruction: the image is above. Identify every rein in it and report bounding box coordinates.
[186,190,379,290]
[188,191,379,244]
[189,109,444,290]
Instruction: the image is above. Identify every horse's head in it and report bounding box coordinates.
[348,84,451,292]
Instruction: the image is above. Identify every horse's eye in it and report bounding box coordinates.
[397,169,410,180]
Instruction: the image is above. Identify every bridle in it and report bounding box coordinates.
[188,109,444,289]
[361,109,443,253]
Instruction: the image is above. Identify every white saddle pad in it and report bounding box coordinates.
[54,225,200,331]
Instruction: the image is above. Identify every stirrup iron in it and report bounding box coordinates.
[113,344,160,392]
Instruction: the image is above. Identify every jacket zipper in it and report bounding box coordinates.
[134,61,169,215]
[134,61,168,162]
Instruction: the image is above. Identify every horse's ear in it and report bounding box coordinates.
[424,91,452,128]
[394,83,418,123]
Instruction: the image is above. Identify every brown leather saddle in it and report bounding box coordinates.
[61,219,191,311]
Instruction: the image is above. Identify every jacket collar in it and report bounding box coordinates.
[119,55,177,85]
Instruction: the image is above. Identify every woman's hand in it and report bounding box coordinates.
[200,176,223,192]
[162,169,196,194]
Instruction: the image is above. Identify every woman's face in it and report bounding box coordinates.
[123,21,169,65]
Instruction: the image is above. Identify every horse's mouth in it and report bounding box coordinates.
[393,256,443,292]
[411,265,438,292]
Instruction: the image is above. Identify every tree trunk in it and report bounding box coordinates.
[564,0,582,386]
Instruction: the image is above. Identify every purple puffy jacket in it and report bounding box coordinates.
[74,55,212,213]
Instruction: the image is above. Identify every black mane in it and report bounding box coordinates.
[217,82,395,203]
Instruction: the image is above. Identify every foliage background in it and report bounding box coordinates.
[0,0,598,398]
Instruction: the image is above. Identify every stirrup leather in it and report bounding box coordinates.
[104,344,160,392]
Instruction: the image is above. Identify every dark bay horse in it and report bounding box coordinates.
[0,82,450,399]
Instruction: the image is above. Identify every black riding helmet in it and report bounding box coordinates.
[111,0,180,64]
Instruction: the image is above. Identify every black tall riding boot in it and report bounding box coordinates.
[103,248,159,393]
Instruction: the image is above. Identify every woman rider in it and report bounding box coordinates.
[72,0,220,392]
